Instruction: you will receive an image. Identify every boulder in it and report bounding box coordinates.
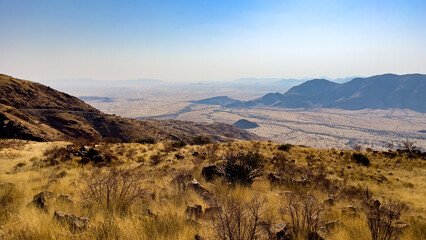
[31,191,54,209]
[57,194,73,204]
[203,206,222,219]
[185,205,203,219]
[53,211,90,231]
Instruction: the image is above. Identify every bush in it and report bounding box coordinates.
[222,151,264,185]
[171,140,187,148]
[353,153,370,166]
[191,135,212,145]
[365,200,406,240]
[278,144,292,151]
[80,167,148,214]
[137,136,156,144]
[281,193,324,239]
[211,197,265,240]
[150,153,165,166]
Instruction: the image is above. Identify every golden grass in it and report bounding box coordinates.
[0,139,424,239]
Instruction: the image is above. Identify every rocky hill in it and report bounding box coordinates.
[0,74,261,142]
[227,74,426,112]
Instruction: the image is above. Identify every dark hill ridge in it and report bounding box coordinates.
[0,74,261,142]
[233,119,259,129]
[192,96,241,106]
[227,74,426,112]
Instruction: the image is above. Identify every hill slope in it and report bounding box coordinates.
[0,74,260,142]
[229,74,426,112]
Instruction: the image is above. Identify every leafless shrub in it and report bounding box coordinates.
[80,167,148,214]
[365,200,406,240]
[281,193,324,239]
[150,153,165,166]
[211,197,266,240]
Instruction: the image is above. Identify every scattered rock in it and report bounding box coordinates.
[175,153,184,159]
[324,198,335,206]
[53,211,90,231]
[194,234,204,240]
[31,191,54,209]
[190,179,215,204]
[185,205,203,219]
[57,194,73,204]
[201,165,224,181]
[326,220,343,231]
[203,206,222,218]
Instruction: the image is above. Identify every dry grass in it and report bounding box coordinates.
[0,139,424,239]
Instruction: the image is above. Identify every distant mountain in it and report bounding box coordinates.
[0,74,261,142]
[192,96,242,106]
[79,96,114,103]
[229,74,426,112]
[233,119,259,129]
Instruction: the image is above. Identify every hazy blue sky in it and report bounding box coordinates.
[1,0,425,82]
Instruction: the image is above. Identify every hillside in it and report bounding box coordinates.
[0,140,424,239]
[233,119,259,129]
[228,74,426,112]
[0,74,260,143]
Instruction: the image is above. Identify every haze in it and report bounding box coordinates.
[1,0,426,82]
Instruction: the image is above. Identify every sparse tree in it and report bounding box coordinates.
[365,200,406,240]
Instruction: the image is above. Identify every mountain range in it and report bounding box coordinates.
[199,74,426,113]
[0,74,260,142]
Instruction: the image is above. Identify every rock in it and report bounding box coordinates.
[395,221,409,230]
[324,198,335,206]
[268,173,286,185]
[326,220,343,231]
[192,152,200,156]
[203,206,222,218]
[57,194,73,204]
[53,211,90,231]
[201,165,224,181]
[175,153,184,160]
[185,205,203,219]
[194,234,204,240]
[31,191,54,209]
[190,179,215,204]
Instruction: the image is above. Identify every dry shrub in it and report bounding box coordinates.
[211,197,266,240]
[222,151,264,185]
[281,193,324,239]
[42,146,70,165]
[80,167,148,214]
[150,153,165,166]
[365,200,406,240]
[0,182,23,223]
[191,135,212,145]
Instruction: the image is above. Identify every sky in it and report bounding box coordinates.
[0,0,425,82]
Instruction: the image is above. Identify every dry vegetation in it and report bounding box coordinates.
[0,139,425,240]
